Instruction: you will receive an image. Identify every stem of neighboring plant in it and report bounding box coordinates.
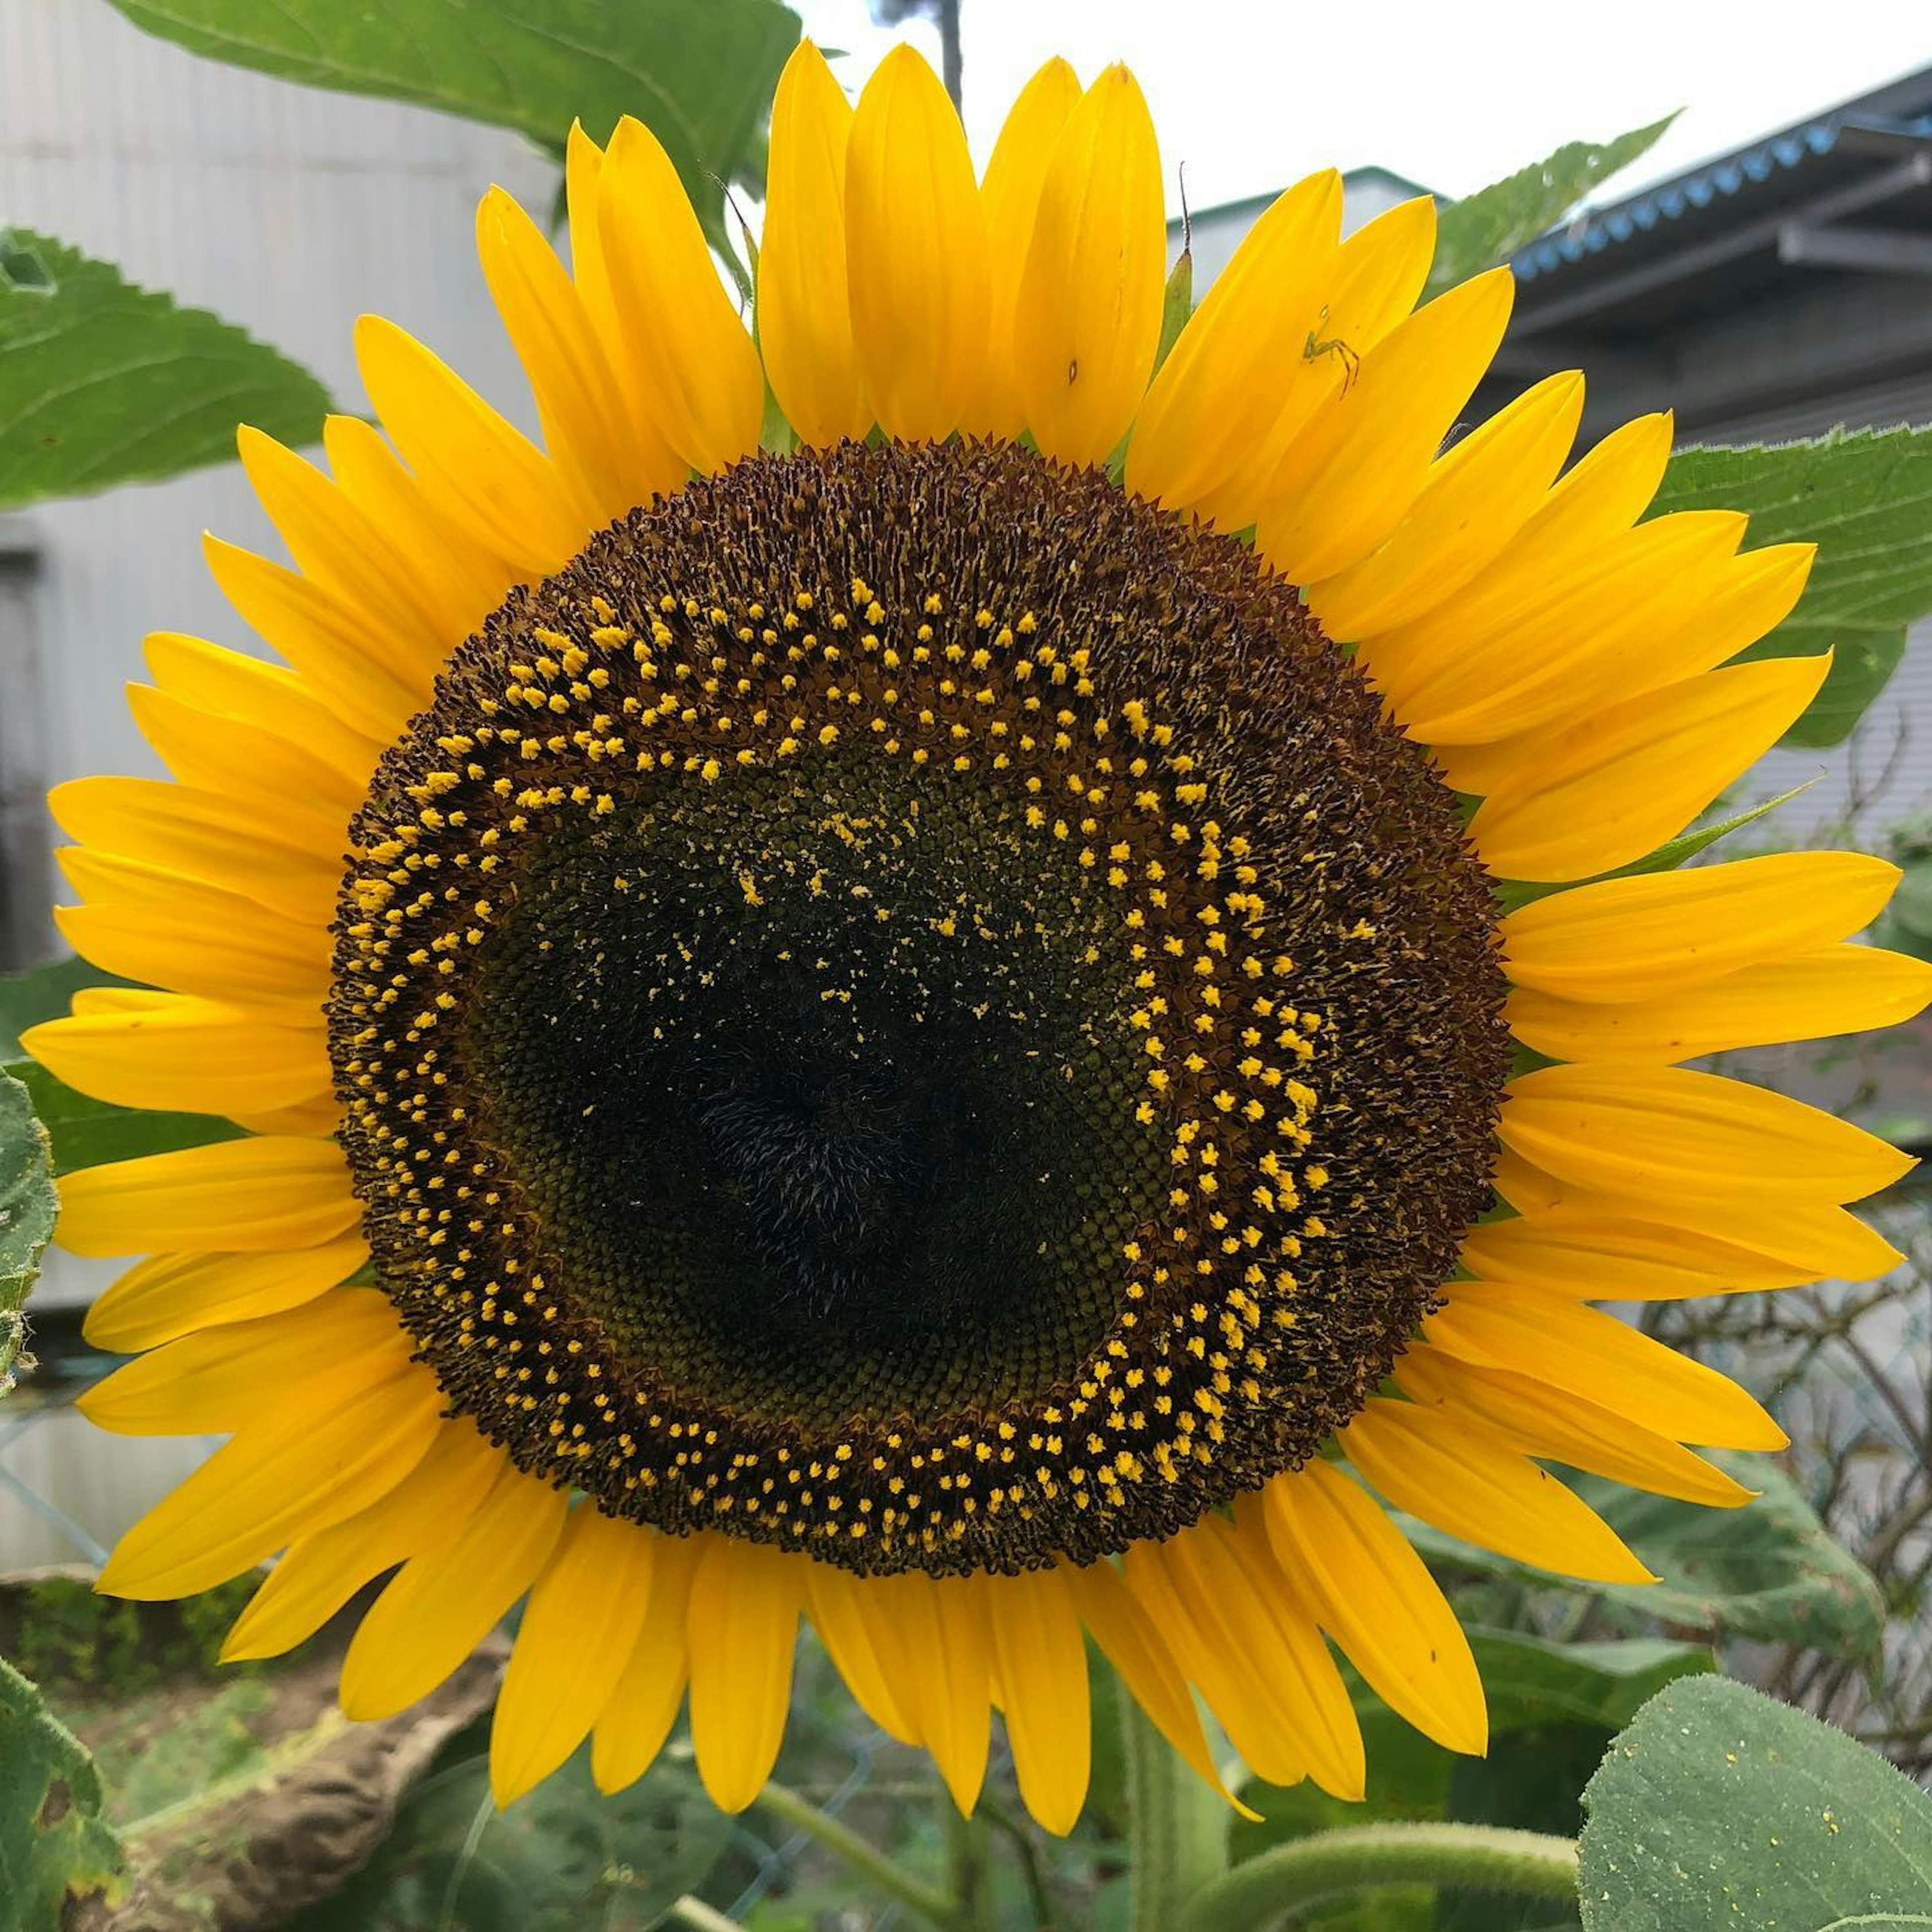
[946,1808,998,1932]
[1120,1696,1230,1932]
[1175,1822,1581,1931]
[667,1898,745,1932]
[753,1781,964,1931]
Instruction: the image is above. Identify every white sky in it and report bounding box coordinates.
[799,0,1932,215]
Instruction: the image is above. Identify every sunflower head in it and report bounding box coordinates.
[30,37,1928,1834]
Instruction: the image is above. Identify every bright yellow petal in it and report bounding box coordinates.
[58,1137,358,1258]
[340,1461,570,1721]
[477,186,681,525]
[1342,1397,1655,1583]
[1500,1063,1915,1208]
[1257,267,1513,584]
[803,1561,920,1744]
[221,1422,505,1661]
[98,1366,444,1599]
[685,1537,800,1813]
[78,1289,409,1436]
[48,776,340,928]
[1394,1345,1755,1508]
[1424,1282,1786,1450]
[1061,1555,1253,1816]
[1508,943,1932,1063]
[759,41,871,448]
[1501,853,1904,1002]
[355,313,586,573]
[1011,64,1164,465]
[322,412,519,641]
[55,849,327,1014]
[592,1535,701,1795]
[82,1237,368,1353]
[492,1505,656,1805]
[987,1567,1090,1836]
[844,45,989,442]
[1460,1206,1818,1299]
[1307,369,1584,640]
[873,1571,992,1813]
[1125,170,1343,518]
[597,116,764,475]
[1262,1457,1486,1755]
[1467,652,1833,881]
[972,56,1083,438]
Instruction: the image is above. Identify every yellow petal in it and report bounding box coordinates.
[1468,652,1833,882]
[323,413,519,641]
[98,1367,444,1599]
[803,1561,919,1744]
[55,849,327,1014]
[987,1568,1090,1835]
[1125,170,1344,517]
[1262,1458,1486,1755]
[597,115,764,475]
[844,45,989,442]
[1460,1207,1818,1299]
[685,1538,800,1813]
[759,42,871,448]
[1424,1282,1786,1450]
[1257,267,1513,584]
[1062,1555,1253,1816]
[233,426,450,676]
[1163,1513,1364,1800]
[1358,409,1674,701]
[972,57,1083,439]
[1307,370,1584,640]
[221,1422,505,1662]
[873,1571,992,1813]
[340,1461,570,1720]
[82,1236,368,1353]
[58,1136,358,1258]
[1501,1063,1915,1207]
[78,1289,409,1436]
[478,186,681,526]
[48,776,341,928]
[492,1506,657,1805]
[355,314,585,572]
[1011,64,1164,465]
[22,998,330,1120]
[593,1535,702,1795]
[1395,1345,1755,1509]
[1342,1396,1655,1583]
[1508,943,1932,1063]
[1501,853,1904,1002]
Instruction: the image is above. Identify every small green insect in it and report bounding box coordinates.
[1302,304,1362,391]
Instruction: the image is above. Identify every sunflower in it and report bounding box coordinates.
[26,42,1931,1834]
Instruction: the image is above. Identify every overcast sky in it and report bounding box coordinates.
[798,0,1930,216]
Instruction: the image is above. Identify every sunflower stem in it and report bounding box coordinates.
[1120,1692,1229,1932]
[752,1781,964,1930]
[945,1808,997,1932]
[1174,1822,1580,1931]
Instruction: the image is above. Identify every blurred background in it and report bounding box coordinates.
[2,3,1930,1922]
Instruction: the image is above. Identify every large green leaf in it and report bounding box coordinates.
[0,230,332,511]
[1578,1674,1932,1931]
[0,1657,130,1927]
[0,1067,56,1395]
[1648,427,1932,747]
[1425,117,1675,296]
[1403,1455,1885,1660]
[109,0,800,247]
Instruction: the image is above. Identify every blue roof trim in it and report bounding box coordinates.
[1512,111,1932,281]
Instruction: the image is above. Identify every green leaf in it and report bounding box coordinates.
[0,1657,131,1927]
[1426,116,1676,296]
[1,1068,56,1396]
[108,0,801,249]
[1648,427,1932,747]
[1578,1675,1932,1931]
[0,229,332,510]
[1403,1455,1885,1660]
[1470,1632,1714,1733]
